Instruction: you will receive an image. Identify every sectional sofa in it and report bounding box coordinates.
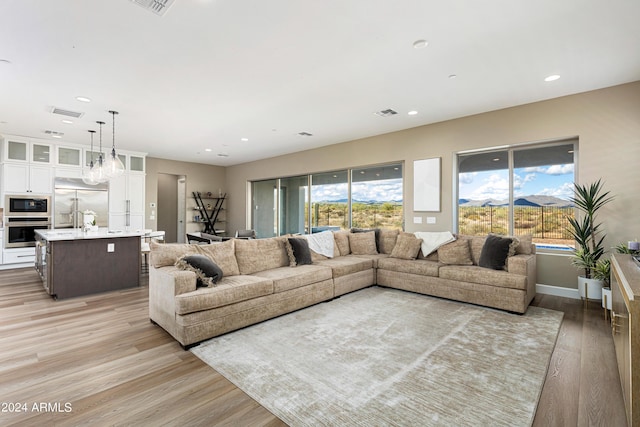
[149,229,536,348]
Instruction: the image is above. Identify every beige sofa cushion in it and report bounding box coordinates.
[175,275,274,315]
[439,265,527,290]
[196,239,240,276]
[378,228,399,254]
[389,232,422,260]
[333,230,351,256]
[437,239,473,265]
[252,264,333,293]
[150,242,199,268]
[377,257,440,277]
[349,231,377,255]
[235,237,290,275]
[315,256,373,278]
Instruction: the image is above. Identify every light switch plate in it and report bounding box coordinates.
[413,216,422,224]
[427,217,436,224]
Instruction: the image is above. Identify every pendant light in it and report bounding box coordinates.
[104,110,125,178]
[82,130,98,185]
[94,120,109,183]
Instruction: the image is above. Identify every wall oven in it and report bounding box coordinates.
[5,195,51,217]
[4,195,52,248]
[5,217,51,248]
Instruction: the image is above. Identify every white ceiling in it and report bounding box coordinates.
[1,0,639,166]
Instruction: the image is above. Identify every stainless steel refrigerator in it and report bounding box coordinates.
[54,178,109,229]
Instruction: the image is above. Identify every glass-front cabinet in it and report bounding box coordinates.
[56,146,82,167]
[3,137,52,165]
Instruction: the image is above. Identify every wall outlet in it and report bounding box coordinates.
[427,217,436,224]
[107,243,115,252]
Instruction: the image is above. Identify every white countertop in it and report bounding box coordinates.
[36,228,144,241]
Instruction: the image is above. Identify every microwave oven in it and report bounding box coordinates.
[5,195,51,217]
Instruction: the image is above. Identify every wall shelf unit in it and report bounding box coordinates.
[192,192,226,235]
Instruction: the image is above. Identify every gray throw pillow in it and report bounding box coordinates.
[288,238,313,266]
[176,254,223,287]
[479,234,514,270]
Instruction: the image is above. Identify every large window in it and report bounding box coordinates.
[457,141,575,245]
[251,163,403,237]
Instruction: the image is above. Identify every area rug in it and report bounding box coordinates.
[192,286,563,426]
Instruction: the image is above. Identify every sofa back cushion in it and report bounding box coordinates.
[196,239,240,276]
[150,242,199,268]
[235,237,290,274]
[378,229,400,254]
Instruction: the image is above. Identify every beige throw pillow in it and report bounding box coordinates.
[378,228,400,254]
[348,231,378,255]
[437,239,473,265]
[390,233,422,260]
[333,230,351,256]
[195,239,240,276]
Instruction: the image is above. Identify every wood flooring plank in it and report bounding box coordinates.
[0,267,628,426]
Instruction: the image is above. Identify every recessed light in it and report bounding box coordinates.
[61,119,73,124]
[204,148,212,152]
[408,110,418,116]
[217,153,229,157]
[76,96,91,103]
[544,75,560,82]
[448,74,457,79]
[0,59,11,65]
[241,138,249,142]
[51,135,62,139]
[413,39,428,49]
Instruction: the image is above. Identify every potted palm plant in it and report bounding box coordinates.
[566,179,614,300]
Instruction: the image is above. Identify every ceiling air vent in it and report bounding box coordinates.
[374,109,398,117]
[44,130,64,138]
[50,107,84,118]
[298,132,313,137]
[130,0,175,16]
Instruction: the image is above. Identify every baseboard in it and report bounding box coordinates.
[536,283,580,300]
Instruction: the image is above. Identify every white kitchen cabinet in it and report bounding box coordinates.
[56,145,82,167]
[3,163,53,194]
[3,137,52,165]
[3,247,35,265]
[109,173,145,231]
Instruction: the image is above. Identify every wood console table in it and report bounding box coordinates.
[611,253,640,426]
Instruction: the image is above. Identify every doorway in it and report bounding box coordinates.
[157,173,186,243]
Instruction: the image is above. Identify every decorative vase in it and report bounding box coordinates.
[83,214,94,229]
[578,276,604,300]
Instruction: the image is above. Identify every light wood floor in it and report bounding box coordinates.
[0,268,628,426]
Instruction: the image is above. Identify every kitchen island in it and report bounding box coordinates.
[35,228,142,299]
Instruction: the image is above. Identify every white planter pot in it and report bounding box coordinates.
[602,287,612,310]
[578,276,604,300]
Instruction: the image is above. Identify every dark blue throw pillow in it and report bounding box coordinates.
[176,254,223,287]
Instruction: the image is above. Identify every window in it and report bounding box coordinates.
[457,141,575,246]
[250,163,403,237]
[351,165,403,229]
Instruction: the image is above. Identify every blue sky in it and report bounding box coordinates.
[312,178,403,202]
[459,164,575,201]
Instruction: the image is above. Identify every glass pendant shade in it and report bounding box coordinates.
[94,155,109,183]
[82,130,99,185]
[105,148,125,178]
[105,110,125,178]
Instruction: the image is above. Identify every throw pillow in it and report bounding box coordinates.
[287,237,313,266]
[389,232,422,260]
[348,231,378,255]
[479,234,515,270]
[351,228,381,252]
[437,238,473,265]
[378,228,399,254]
[333,230,351,256]
[175,254,223,287]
